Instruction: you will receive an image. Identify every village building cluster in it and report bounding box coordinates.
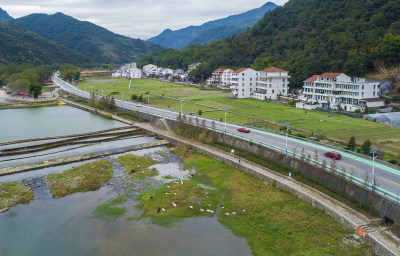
[112,62,386,113]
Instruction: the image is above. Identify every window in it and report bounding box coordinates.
[242,89,244,92]
[242,73,244,76]
[362,92,364,97]
[373,92,375,96]
[242,78,244,82]
[250,78,252,81]
[269,84,272,88]
[242,83,244,86]
[272,90,274,94]
[250,83,252,86]
[283,89,285,94]
[250,88,252,91]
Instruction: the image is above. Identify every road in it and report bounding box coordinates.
[53,75,400,200]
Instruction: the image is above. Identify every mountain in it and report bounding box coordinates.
[0,22,92,66]
[140,0,400,87]
[12,12,163,64]
[0,7,13,22]
[147,2,277,49]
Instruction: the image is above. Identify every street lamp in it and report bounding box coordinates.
[285,122,290,155]
[180,100,183,116]
[147,95,150,114]
[129,79,131,90]
[102,88,104,97]
[121,91,124,108]
[224,108,227,134]
[370,147,377,191]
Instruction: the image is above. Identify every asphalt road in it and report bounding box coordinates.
[53,75,400,200]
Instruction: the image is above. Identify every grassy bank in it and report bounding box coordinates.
[135,179,220,227]
[116,154,158,181]
[173,146,372,255]
[0,101,58,110]
[93,196,128,222]
[0,181,34,209]
[46,160,113,198]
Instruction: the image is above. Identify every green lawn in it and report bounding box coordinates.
[78,78,400,157]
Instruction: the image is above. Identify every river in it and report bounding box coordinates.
[0,106,252,256]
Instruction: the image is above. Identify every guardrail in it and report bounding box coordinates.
[53,75,400,202]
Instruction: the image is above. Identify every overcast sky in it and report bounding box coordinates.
[2,0,288,39]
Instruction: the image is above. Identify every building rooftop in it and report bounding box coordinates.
[262,67,286,72]
[233,68,249,74]
[304,75,319,82]
[319,73,343,79]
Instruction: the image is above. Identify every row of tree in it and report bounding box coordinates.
[0,64,52,97]
[59,65,80,83]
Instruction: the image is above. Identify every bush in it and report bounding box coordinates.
[361,139,372,155]
[354,109,360,113]
[347,136,356,151]
[198,110,202,115]
[389,159,397,165]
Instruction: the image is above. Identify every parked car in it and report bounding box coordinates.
[324,151,341,160]
[237,127,250,133]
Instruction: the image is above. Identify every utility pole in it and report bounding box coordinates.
[285,122,290,155]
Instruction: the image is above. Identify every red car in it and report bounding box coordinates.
[324,151,341,160]
[237,127,250,133]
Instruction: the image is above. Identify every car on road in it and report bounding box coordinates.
[135,103,142,107]
[237,127,250,133]
[324,151,341,160]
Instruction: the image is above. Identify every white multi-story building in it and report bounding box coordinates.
[253,67,290,100]
[142,64,157,76]
[124,62,137,70]
[207,68,233,87]
[188,62,201,73]
[230,68,258,99]
[127,68,142,79]
[298,73,383,112]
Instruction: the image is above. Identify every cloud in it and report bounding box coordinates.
[2,0,289,39]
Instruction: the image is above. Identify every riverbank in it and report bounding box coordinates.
[0,89,58,102]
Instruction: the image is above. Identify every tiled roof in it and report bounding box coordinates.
[214,68,228,72]
[262,67,286,72]
[233,68,248,74]
[319,73,343,79]
[305,75,319,82]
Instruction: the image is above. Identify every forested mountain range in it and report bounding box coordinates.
[0,8,13,22]
[147,2,277,49]
[0,22,91,66]
[140,0,400,87]
[12,12,163,64]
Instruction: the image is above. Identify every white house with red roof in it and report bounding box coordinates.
[207,68,233,87]
[298,73,383,112]
[254,67,290,100]
[230,68,258,98]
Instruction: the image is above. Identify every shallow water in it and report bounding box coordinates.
[0,147,253,256]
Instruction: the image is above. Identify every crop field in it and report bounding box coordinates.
[78,78,400,157]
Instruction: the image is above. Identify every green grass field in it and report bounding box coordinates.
[78,78,400,158]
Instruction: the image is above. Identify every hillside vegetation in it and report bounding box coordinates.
[0,7,13,22]
[140,0,400,87]
[12,12,163,64]
[147,2,277,49]
[0,23,91,66]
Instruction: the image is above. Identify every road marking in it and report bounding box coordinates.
[341,162,356,169]
[380,177,400,187]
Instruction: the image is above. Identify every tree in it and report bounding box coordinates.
[347,136,356,151]
[361,139,372,155]
[28,82,42,98]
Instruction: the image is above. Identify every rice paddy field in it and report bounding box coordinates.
[77,78,400,158]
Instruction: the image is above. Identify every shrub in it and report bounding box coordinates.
[198,110,202,115]
[389,159,397,165]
